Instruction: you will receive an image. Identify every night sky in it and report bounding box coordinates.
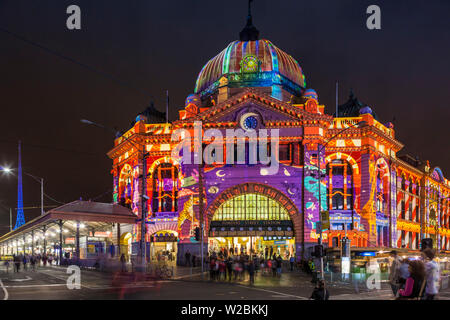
[0,0,449,235]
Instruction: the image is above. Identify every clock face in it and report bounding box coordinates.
[240,113,259,131]
[240,55,260,73]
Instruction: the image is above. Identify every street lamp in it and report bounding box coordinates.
[81,119,150,264]
[314,120,367,280]
[0,166,45,216]
[1,167,12,174]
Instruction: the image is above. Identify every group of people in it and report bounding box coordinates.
[154,250,175,262]
[3,253,59,273]
[389,248,440,300]
[205,251,286,284]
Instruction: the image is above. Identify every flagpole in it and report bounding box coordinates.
[166,90,169,123]
[336,81,339,116]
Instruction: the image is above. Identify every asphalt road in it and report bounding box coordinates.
[1,265,449,300]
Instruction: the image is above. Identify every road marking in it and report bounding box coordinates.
[38,270,92,289]
[236,285,308,300]
[0,279,9,300]
[172,272,207,280]
[4,284,67,288]
[10,276,32,282]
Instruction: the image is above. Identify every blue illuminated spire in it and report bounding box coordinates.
[14,141,25,229]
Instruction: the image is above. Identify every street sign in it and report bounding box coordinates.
[341,257,350,274]
[321,211,330,230]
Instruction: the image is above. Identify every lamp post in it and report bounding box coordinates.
[314,120,367,280]
[24,172,44,216]
[81,119,150,264]
[0,167,45,215]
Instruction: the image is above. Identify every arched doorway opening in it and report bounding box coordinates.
[206,183,301,260]
[150,230,178,263]
[120,232,132,262]
[150,230,178,264]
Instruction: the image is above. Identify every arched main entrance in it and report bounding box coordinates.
[150,230,178,264]
[206,183,302,259]
[120,232,132,261]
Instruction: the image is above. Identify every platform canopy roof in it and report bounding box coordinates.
[0,200,136,243]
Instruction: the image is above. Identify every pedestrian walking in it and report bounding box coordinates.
[276,255,282,277]
[226,257,233,281]
[271,257,277,277]
[4,260,10,273]
[389,250,402,296]
[422,248,440,300]
[290,255,295,271]
[120,253,127,272]
[219,259,226,281]
[209,258,216,280]
[13,254,21,273]
[397,260,426,300]
[310,280,329,300]
[22,255,28,271]
[398,258,410,290]
[30,255,36,272]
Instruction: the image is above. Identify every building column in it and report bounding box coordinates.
[23,235,26,254]
[117,223,121,256]
[31,230,35,255]
[76,221,80,261]
[59,220,63,265]
[43,225,47,254]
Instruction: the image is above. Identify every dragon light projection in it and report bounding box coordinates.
[360,155,378,244]
[303,146,327,241]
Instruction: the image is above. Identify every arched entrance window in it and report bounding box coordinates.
[119,232,132,261]
[327,160,353,210]
[209,189,296,259]
[119,164,133,209]
[152,163,178,213]
[212,193,291,221]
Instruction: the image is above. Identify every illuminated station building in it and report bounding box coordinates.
[107,13,450,263]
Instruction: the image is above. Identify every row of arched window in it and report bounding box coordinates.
[118,162,179,214]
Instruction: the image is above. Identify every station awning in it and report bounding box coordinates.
[0,200,136,243]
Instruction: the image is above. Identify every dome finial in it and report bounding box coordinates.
[349,88,355,99]
[240,0,259,41]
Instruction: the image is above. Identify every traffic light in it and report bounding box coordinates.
[194,227,201,241]
[312,244,324,258]
[421,238,433,251]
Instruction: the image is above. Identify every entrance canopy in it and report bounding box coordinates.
[0,200,136,252]
[209,193,294,237]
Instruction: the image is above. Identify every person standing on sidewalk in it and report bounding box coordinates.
[276,255,282,277]
[309,258,317,283]
[422,248,440,300]
[185,250,191,267]
[389,250,401,296]
[248,260,255,285]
